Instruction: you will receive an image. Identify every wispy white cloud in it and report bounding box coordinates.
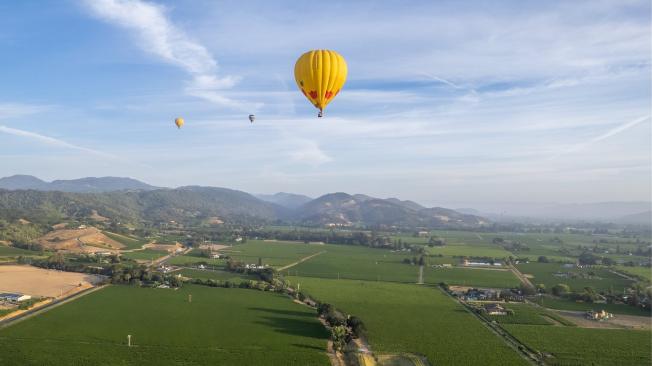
[287,139,332,165]
[83,0,256,111]
[0,103,50,120]
[0,125,117,159]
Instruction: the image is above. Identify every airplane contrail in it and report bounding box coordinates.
[552,115,651,158]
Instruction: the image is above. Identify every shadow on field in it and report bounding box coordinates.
[291,343,325,351]
[248,307,314,318]
[255,316,328,340]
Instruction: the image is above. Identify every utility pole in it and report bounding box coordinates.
[417,265,424,285]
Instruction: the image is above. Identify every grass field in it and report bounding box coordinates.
[289,277,527,365]
[532,295,651,317]
[516,263,634,292]
[166,250,226,267]
[220,240,324,268]
[504,325,651,366]
[175,268,257,282]
[120,249,168,261]
[614,266,651,282]
[0,245,41,257]
[486,303,575,326]
[102,232,149,250]
[0,285,329,365]
[426,244,514,258]
[286,244,521,288]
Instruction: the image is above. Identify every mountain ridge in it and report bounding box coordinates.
[0,175,159,193]
[0,176,487,229]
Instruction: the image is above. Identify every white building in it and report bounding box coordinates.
[0,293,31,303]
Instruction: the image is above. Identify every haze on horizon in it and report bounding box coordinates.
[0,0,650,208]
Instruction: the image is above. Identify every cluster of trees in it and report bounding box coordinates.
[29,253,180,288]
[317,303,366,351]
[492,237,529,252]
[109,265,181,287]
[190,278,276,291]
[402,255,426,266]
[427,236,445,246]
[245,229,396,248]
[0,219,47,247]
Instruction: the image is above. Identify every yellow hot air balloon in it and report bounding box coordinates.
[175,117,184,129]
[294,50,347,117]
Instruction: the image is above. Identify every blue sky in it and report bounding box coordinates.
[0,0,650,208]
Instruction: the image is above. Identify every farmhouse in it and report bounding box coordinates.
[484,303,507,315]
[462,288,497,301]
[462,259,502,267]
[0,292,31,303]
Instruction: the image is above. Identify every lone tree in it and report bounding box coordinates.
[331,325,348,351]
[552,283,571,296]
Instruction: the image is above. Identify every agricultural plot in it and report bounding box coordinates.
[426,244,513,258]
[288,244,520,288]
[516,263,634,292]
[532,296,651,317]
[428,230,491,246]
[220,240,324,268]
[504,324,651,366]
[487,303,575,326]
[165,250,226,267]
[614,266,651,282]
[175,268,257,282]
[120,249,168,262]
[0,245,41,257]
[102,231,149,250]
[289,277,527,365]
[0,285,330,366]
[0,265,102,298]
[287,244,418,283]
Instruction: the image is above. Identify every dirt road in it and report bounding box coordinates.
[509,264,534,288]
[278,251,326,272]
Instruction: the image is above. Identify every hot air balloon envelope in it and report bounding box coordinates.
[294,50,347,116]
[175,117,184,129]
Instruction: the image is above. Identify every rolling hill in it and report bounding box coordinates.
[256,192,313,209]
[0,176,487,228]
[0,175,158,192]
[294,192,487,228]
